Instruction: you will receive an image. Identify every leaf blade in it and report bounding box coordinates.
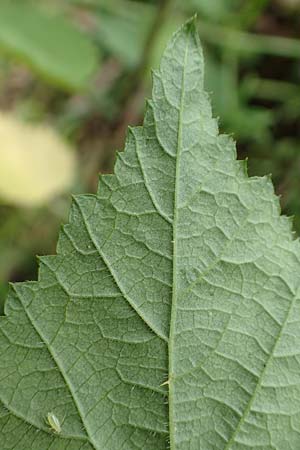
[1,17,300,450]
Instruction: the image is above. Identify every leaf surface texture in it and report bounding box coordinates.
[1,19,300,450]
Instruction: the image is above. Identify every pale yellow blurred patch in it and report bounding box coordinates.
[0,112,76,206]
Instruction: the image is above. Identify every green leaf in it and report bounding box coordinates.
[1,18,300,449]
[0,3,99,91]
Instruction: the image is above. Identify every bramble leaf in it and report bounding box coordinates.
[1,18,300,450]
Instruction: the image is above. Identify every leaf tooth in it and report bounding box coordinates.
[56,224,66,254]
[280,215,296,237]
[238,158,249,177]
[97,173,115,193]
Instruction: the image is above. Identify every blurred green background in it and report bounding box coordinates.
[0,0,300,312]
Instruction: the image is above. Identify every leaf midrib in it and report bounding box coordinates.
[168,28,191,450]
[164,25,298,450]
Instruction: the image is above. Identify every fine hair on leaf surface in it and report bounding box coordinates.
[1,17,300,450]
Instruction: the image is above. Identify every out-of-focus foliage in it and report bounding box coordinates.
[0,2,99,91]
[0,0,299,311]
[0,112,76,206]
[182,0,239,22]
[93,1,181,69]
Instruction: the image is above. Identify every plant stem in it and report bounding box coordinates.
[118,0,174,108]
[136,0,173,85]
[108,0,174,162]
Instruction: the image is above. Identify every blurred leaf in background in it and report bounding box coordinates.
[93,1,182,70]
[204,53,274,143]
[0,0,299,312]
[0,1,99,91]
[182,0,239,22]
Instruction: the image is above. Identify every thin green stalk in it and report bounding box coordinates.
[241,77,300,102]
[119,0,174,107]
[220,49,239,112]
[109,0,175,165]
[198,20,300,59]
